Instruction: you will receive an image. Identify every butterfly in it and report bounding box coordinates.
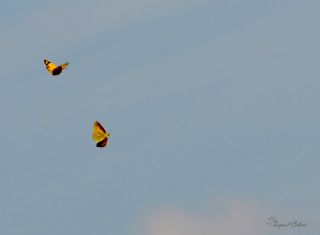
[44,59,69,76]
[92,121,110,148]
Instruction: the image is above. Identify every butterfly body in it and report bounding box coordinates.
[44,59,69,76]
[92,121,110,148]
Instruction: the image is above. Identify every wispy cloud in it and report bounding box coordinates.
[3,0,201,44]
[138,200,269,235]
[1,0,203,77]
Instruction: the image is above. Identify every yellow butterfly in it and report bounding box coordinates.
[92,121,110,148]
[44,59,69,76]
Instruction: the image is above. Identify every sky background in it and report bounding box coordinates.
[0,0,319,234]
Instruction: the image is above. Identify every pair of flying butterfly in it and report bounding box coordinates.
[44,59,110,148]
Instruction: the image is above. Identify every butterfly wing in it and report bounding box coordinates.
[44,59,58,73]
[59,62,69,70]
[96,138,108,147]
[92,121,109,148]
[93,121,106,135]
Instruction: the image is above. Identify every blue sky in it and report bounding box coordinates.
[0,0,319,234]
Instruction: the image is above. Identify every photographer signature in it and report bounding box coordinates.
[265,216,308,228]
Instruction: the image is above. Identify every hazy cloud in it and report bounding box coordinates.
[139,200,269,235]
